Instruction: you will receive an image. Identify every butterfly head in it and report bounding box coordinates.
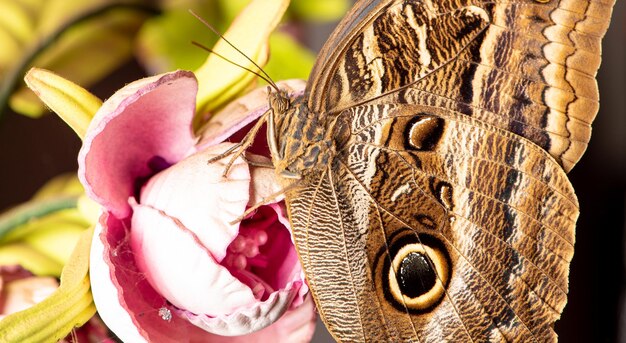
[267,89,345,182]
[268,88,292,114]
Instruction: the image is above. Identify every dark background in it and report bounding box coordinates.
[0,2,623,342]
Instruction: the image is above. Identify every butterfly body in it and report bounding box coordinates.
[264,0,616,341]
[270,92,340,177]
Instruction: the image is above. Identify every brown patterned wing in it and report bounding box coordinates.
[286,103,578,342]
[306,0,615,171]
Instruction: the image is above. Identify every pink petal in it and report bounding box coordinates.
[0,275,58,318]
[196,102,268,153]
[238,204,304,299]
[91,213,217,342]
[139,143,250,260]
[248,159,285,205]
[184,295,317,343]
[78,71,198,219]
[177,280,303,336]
[60,315,115,343]
[130,203,256,316]
[250,202,309,307]
[253,295,317,343]
[196,79,305,151]
[0,265,33,284]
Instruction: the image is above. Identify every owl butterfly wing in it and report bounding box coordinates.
[306,0,615,171]
[286,103,578,342]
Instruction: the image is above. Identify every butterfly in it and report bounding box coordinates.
[219,0,616,341]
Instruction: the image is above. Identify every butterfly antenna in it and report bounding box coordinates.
[189,9,280,92]
[191,41,275,86]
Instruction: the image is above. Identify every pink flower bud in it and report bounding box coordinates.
[81,71,314,342]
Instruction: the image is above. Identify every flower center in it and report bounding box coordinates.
[224,227,269,270]
[223,224,271,300]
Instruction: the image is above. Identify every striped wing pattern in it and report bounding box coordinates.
[281,0,615,341]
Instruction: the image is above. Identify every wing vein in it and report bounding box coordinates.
[326,165,368,342]
[338,158,537,340]
[338,159,477,342]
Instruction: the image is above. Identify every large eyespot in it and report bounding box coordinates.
[405,114,444,151]
[387,242,450,311]
[373,230,452,314]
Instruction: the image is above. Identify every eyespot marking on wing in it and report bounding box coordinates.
[378,231,452,313]
[405,114,445,151]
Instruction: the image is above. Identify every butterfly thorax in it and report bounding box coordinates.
[269,91,345,179]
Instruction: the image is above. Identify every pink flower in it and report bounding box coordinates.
[0,266,57,320]
[79,70,314,342]
[0,265,112,342]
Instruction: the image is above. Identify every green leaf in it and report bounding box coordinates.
[16,210,88,266]
[217,0,250,22]
[0,208,89,244]
[289,0,350,22]
[0,196,89,276]
[264,31,315,82]
[193,0,291,124]
[0,196,78,242]
[0,174,92,275]
[1,1,158,119]
[136,5,223,74]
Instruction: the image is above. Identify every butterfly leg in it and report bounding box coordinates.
[207,108,271,177]
[206,140,244,164]
[242,153,274,169]
[266,106,282,160]
[241,153,302,181]
[228,181,300,225]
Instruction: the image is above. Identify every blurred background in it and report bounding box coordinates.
[0,0,623,342]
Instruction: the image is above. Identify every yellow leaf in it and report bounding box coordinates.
[23,223,86,267]
[194,0,290,122]
[0,0,35,43]
[0,209,89,274]
[24,68,102,139]
[0,208,88,243]
[263,32,315,81]
[12,7,148,118]
[32,173,84,200]
[0,227,96,342]
[0,243,63,276]
[0,196,78,242]
[77,195,101,226]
